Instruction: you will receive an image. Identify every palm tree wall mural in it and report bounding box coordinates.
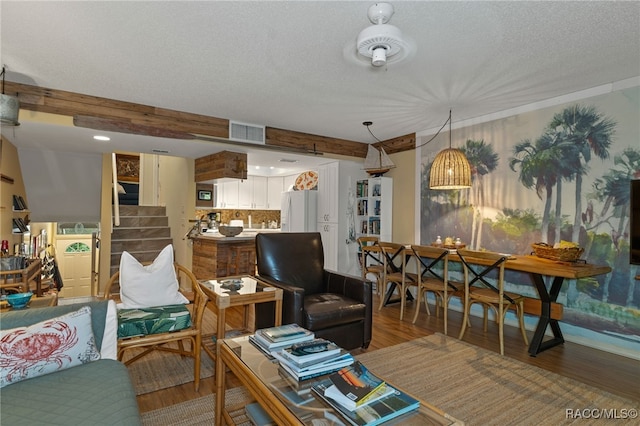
[419,85,640,358]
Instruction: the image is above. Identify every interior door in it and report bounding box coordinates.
[54,236,93,298]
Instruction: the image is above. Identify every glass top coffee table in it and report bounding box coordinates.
[198,276,282,360]
[215,335,462,425]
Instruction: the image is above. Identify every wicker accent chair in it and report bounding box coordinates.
[103,262,207,391]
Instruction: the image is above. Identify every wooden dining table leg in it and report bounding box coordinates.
[529,274,565,356]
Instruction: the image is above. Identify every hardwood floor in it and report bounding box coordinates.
[136,295,639,413]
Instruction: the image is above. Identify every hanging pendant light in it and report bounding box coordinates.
[0,67,20,126]
[429,110,471,189]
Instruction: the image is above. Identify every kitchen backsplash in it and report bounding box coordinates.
[194,209,281,229]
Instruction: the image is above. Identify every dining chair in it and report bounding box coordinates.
[357,236,384,296]
[103,260,208,391]
[378,241,415,319]
[409,245,452,334]
[456,248,528,355]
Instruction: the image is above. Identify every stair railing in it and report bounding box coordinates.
[112,153,120,227]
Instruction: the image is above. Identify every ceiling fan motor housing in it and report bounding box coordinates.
[357,3,405,67]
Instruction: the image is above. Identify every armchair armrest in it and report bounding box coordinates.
[256,275,306,325]
[324,270,372,304]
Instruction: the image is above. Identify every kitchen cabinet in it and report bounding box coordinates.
[267,176,284,210]
[318,222,339,271]
[317,162,339,223]
[238,176,267,209]
[215,180,239,209]
[316,160,367,275]
[283,174,297,192]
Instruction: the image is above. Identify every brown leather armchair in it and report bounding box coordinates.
[254,232,372,350]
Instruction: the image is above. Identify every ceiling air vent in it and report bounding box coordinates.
[229,121,265,145]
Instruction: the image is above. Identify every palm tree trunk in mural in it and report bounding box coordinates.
[554,179,563,245]
[463,139,498,250]
[549,105,615,244]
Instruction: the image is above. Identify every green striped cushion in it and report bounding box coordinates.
[117,304,191,338]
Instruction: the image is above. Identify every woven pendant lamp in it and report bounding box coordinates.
[429,110,471,190]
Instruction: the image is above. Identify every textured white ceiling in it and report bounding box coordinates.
[1,1,639,172]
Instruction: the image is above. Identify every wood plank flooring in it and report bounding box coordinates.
[136,295,639,413]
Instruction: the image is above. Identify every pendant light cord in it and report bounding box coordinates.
[1,66,5,95]
[415,109,451,150]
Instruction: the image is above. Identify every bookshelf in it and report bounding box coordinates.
[11,195,30,234]
[355,177,392,242]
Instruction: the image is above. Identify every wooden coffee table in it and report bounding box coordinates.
[198,276,282,360]
[215,336,462,426]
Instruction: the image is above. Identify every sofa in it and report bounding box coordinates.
[0,300,141,425]
[254,232,373,350]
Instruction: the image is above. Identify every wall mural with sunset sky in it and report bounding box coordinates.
[419,84,639,357]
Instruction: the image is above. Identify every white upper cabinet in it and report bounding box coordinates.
[267,176,284,210]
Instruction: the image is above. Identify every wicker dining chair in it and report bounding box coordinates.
[409,245,451,334]
[357,236,384,296]
[456,248,528,355]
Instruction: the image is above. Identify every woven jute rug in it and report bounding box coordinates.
[126,349,215,395]
[139,334,639,425]
[140,386,253,426]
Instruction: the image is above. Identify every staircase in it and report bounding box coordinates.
[110,205,173,277]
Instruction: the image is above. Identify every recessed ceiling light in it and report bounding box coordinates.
[255,166,260,170]
[93,135,110,141]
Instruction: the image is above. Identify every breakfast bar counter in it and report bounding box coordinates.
[192,229,280,279]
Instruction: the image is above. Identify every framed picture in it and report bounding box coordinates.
[198,190,212,201]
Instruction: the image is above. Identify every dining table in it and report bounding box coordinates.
[382,244,612,356]
[446,252,611,356]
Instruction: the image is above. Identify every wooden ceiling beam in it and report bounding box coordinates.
[5,81,415,158]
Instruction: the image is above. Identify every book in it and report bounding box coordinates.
[260,323,312,342]
[253,328,314,351]
[273,349,353,373]
[279,339,341,368]
[312,378,420,426]
[245,402,275,426]
[324,382,396,411]
[328,361,386,409]
[277,352,355,381]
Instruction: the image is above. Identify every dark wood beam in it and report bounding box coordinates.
[6,82,415,158]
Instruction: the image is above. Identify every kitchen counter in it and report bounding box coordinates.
[197,228,281,240]
[192,229,280,279]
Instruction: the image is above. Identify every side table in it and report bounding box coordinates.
[198,275,282,360]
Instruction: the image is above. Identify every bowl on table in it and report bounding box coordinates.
[218,226,243,237]
[6,292,33,309]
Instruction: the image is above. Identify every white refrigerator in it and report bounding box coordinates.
[281,190,317,232]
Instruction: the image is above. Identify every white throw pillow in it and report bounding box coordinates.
[117,183,126,194]
[119,244,189,309]
[0,306,101,388]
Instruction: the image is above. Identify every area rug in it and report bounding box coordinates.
[126,349,215,395]
[356,333,639,425]
[140,386,253,426]
[138,334,639,425]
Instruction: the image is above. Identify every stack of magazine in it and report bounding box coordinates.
[311,361,420,426]
[272,338,354,381]
[250,324,355,381]
[250,323,315,352]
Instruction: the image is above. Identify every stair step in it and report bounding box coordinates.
[112,227,171,240]
[110,205,174,277]
[116,205,167,217]
[116,216,168,228]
